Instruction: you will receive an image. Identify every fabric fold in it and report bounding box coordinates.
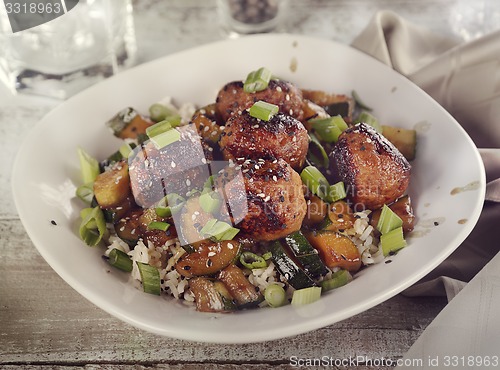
[350,10,500,300]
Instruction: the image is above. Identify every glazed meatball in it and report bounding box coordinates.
[216,158,306,241]
[216,79,304,122]
[128,125,212,208]
[219,110,309,170]
[330,123,411,210]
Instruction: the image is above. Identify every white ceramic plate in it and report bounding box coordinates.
[12,34,485,343]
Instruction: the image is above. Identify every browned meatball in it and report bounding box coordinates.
[216,158,306,241]
[219,110,309,170]
[128,125,212,208]
[215,79,304,122]
[330,123,411,210]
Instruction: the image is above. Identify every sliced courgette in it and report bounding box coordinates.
[269,241,316,290]
[281,231,328,278]
[381,125,417,161]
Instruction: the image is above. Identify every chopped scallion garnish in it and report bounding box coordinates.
[155,206,172,218]
[291,286,322,306]
[146,120,172,138]
[380,226,407,256]
[377,204,403,234]
[119,142,134,158]
[320,269,352,291]
[136,262,161,295]
[149,103,175,122]
[239,251,267,269]
[79,206,107,246]
[108,248,133,272]
[147,221,170,231]
[76,183,94,204]
[310,116,348,143]
[300,165,330,201]
[199,191,222,214]
[243,67,272,93]
[149,128,181,149]
[77,147,100,184]
[355,111,383,133]
[264,283,287,308]
[249,100,279,121]
[201,219,240,241]
[326,181,347,203]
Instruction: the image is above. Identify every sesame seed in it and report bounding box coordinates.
[208,251,216,257]
[285,94,290,101]
[258,193,266,197]
[171,161,176,168]
[264,195,271,202]
[227,243,234,249]
[276,86,282,92]
[272,175,277,181]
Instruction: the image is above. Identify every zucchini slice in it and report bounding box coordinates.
[281,231,328,278]
[269,241,316,290]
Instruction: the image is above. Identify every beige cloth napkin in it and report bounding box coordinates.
[351,10,500,368]
[351,10,500,300]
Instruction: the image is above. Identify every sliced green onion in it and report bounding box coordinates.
[199,191,222,214]
[310,116,348,143]
[146,120,172,138]
[119,142,134,158]
[377,204,403,234]
[147,221,170,231]
[166,193,186,214]
[239,251,267,269]
[264,283,287,308]
[108,248,133,272]
[155,206,172,218]
[243,67,272,93]
[200,219,240,241]
[202,175,215,192]
[380,226,407,256]
[149,128,181,149]
[249,101,279,121]
[136,262,161,295]
[77,147,100,184]
[163,114,182,128]
[300,165,330,200]
[307,133,329,168]
[291,286,322,306]
[352,90,373,111]
[320,269,353,292]
[79,206,107,246]
[326,181,347,203]
[262,251,273,260]
[355,111,383,133]
[149,103,175,122]
[76,183,94,204]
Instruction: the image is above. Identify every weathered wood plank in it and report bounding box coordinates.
[0,219,446,365]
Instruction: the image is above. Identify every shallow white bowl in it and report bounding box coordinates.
[12,34,485,343]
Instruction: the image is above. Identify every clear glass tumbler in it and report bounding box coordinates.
[0,0,137,99]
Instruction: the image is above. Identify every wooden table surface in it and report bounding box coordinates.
[1,0,497,368]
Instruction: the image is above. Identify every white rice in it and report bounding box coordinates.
[104,209,383,306]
